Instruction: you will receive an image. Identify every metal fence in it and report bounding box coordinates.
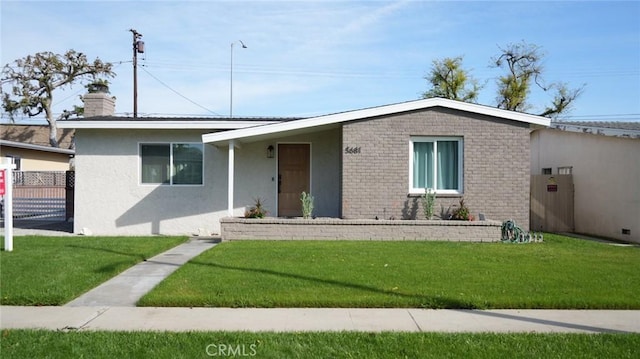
[5,171,74,220]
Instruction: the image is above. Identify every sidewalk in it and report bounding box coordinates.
[1,233,639,333]
[2,306,639,333]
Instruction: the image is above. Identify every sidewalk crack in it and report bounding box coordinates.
[407,310,423,332]
[64,307,111,331]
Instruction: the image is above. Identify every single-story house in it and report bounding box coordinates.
[58,93,549,236]
[531,121,640,243]
[1,124,75,171]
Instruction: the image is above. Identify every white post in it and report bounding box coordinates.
[228,140,235,217]
[1,160,16,251]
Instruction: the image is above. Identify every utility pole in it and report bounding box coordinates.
[129,29,144,118]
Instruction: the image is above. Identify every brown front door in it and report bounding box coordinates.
[278,144,310,217]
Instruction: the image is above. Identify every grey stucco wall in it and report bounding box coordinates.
[73,127,342,235]
[341,107,531,229]
[236,127,342,218]
[74,129,227,235]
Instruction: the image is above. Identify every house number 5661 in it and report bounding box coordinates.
[344,146,361,154]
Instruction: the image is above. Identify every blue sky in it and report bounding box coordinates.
[1,0,639,122]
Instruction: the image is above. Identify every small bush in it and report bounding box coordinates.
[451,198,470,220]
[245,197,267,218]
[421,188,436,219]
[300,191,314,219]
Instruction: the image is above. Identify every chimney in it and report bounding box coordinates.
[83,92,115,117]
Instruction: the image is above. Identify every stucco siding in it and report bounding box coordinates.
[231,127,342,218]
[342,107,531,228]
[73,127,341,235]
[531,129,640,243]
[74,129,228,235]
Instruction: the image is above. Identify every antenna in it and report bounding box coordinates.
[129,29,143,118]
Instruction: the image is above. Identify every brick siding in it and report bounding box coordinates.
[341,107,531,230]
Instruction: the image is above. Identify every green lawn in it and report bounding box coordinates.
[0,236,187,305]
[139,234,640,309]
[2,330,638,359]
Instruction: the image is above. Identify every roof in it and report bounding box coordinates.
[0,124,75,150]
[202,97,551,145]
[57,116,297,130]
[0,139,75,155]
[551,121,640,139]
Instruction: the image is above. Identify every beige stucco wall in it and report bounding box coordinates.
[73,127,341,235]
[531,128,640,243]
[0,147,71,171]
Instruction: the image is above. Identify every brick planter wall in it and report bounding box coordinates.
[220,218,502,242]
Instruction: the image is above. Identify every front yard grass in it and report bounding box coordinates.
[139,234,640,309]
[0,236,187,305]
[2,330,639,358]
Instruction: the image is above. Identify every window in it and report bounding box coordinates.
[410,137,463,194]
[542,168,552,175]
[558,166,573,175]
[140,143,203,185]
[5,155,21,171]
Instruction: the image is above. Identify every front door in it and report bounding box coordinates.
[278,144,310,217]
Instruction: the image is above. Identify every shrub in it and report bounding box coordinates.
[421,188,436,219]
[245,197,267,218]
[300,191,314,219]
[451,198,470,221]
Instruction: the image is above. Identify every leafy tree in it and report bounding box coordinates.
[1,50,114,147]
[492,41,583,118]
[422,56,481,102]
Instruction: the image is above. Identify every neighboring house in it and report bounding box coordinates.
[531,121,640,244]
[59,94,549,236]
[0,124,75,171]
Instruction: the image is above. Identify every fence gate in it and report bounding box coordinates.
[8,171,74,221]
[530,174,574,233]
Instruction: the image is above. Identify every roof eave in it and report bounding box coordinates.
[202,98,551,146]
[0,140,75,154]
[57,120,281,130]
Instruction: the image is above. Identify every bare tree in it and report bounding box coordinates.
[2,50,114,147]
[493,41,583,117]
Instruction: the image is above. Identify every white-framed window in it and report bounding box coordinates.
[409,137,463,194]
[558,166,573,175]
[140,143,204,185]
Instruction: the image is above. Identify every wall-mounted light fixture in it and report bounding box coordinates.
[267,145,275,158]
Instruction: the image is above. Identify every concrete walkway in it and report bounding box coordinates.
[65,237,219,307]
[2,306,639,333]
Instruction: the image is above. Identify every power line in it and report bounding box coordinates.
[139,66,221,116]
[563,113,640,121]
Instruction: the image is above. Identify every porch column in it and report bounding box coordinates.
[227,140,235,217]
